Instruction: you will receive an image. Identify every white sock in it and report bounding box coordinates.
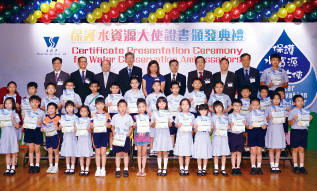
[203,165,207,170]
[214,165,218,170]
[49,163,53,167]
[66,164,70,169]
[11,166,15,170]
[157,158,162,169]
[275,163,279,168]
[97,167,101,171]
[252,165,256,168]
[30,163,34,167]
[270,162,274,168]
[81,166,84,171]
[184,166,188,170]
[55,163,58,167]
[294,163,298,167]
[86,167,89,171]
[101,167,105,171]
[257,163,261,168]
[124,167,128,171]
[35,163,39,167]
[163,158,168,169]
[6,165,10,169]
[71,165,75,169]
[116,168,120,171]
[198,166,202,170]
[180,166,184,170]
[232,167,236,169]
[221,166,225,171]
[300,163,304,168]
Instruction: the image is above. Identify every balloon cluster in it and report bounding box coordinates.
[0,0,316,23]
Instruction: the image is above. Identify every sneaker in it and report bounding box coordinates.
[100,170,106,177]
[9,169,16,176]
[51,166,59,174]
[84,171,90,176]
[236,168,242,176]
[28,166,34,174]
[250,167,256,175]
[115,170,121,178]
[221,170,228,177]
[79,170,85,176]
[3,169,10,176]
[34,166,40,174]
[179,169,184,176]
[213,169,219,176]
[197,170,202,176]
[161,169,167,176]
[95,169,101,177]
[123,170,129,177]
[232,168,237,175]
[184,170,189,176]
[46,166,54,173]
[157,169,162,176]
[64,169,70,175]
[202,170,207,176]
[299,167,308,174]
[294,167,300,174]
[257,168,263,175]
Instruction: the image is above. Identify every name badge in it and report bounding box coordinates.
[227,82,233,87]
[204,79,210,84]
[250,78,255,83]
[57,80,63,86]
[85,78,91,84]
[178,82,181,87]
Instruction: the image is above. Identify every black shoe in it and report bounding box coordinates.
[34,166,40,174]
[28,166,34,174]
[150,152,155,157]
[213,169,219,176]
[15,163,18,168]
[115,170,121,178]
[236,168,242,176]
[79,170,85,176]
[270,167,276,173]
[300,167,308,174]
[179,169,184,176]
[69,169,75,175]
[84,171,90,176]
[275,168,281,173]
[202,170,207,176]
[9,169,16,176]
[250,167,256,175]
[197,170,202,176]
[161,169,167,176]
[232,168,237,175]
[257,168,263,175]
[3,169,10,176]
[184,170,189,176]
[64,169,70,175]
[157,169,162,176]
[123,170,129,177]
[294,167,300,174]
[221,170,228,177]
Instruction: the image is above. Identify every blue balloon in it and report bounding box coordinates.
[200,8,207,17]
[215,0,222,7]
[206,2,215,12]
[278,0,286,6]
[86,3,94,12]
[72,13,81,23]
[127,16,133,22]
[156,0,164,8]
[12,15,21,23]
[191,12,200,22]
[270,3,280,13]
[263,8,272,19]
[133,12,142,23]
[25,4,34,14]
[32,2,38,10]
[66,17,72,23]
[78,9,86,19]
[20,10,28,20]
[148,3,157,13]
[185,16,191,22]
[254,13,263,22]
[93,0,101,8]
[141,8,150,18]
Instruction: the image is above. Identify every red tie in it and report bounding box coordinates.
[199,72,203,80]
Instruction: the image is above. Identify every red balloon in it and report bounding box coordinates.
[293,7,304,19]
[117,2,127,12]
[109,7,119,18]
[230,8,241,19]
[42,14,52,24]
[284,13,294,22]
[38,17,43,23]
[221,12,231,22]
[64,0,72,8]
[0,3,5,13]
[302,2,313,13]
[48,9,57,19]
[55,2,64,13]
[157,18,163,23]
[238,2,248,13]
[170,8,180,19]
[278,17,283,22]
[215,17,222,22]
[126,0,135,8]
[15,0,25,7]
[162,12,172,23]
[101,13,111,23]
[246,0,256,9]
[187,0,194,9]
[312,0,317,9]
[178,1,188,12]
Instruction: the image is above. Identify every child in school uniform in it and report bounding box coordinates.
[211,101,231,177]
[42,103,60,174]
[59,101,78,175]
[23,95,45,174]
[246,98,268,175]
[259,85,272,110]
[208,82,232,115]
[187,78,207,118]
[265,93,286,173]
[240,86,252,157]
[193,104,213,176]
[124,77,145,118]
[151,97,173,176]
[167,81,183,156]
[84,80,104,116]
[60,80,82,115]
[75,106,93,176]
[111,100,133,178]
[132,98,151,177]
[146,80,166,157]
[41,83,61,114]
[228,99,246,176]
[0,97,21,175]
[91,97,111,177]
[105,82,124,157]
[174,98,195,176]
[288,95,313,174]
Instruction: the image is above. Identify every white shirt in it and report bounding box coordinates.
[79,69,87,77]
[103,71,109,88]
[221,71,228,84]
[197,70,204,77]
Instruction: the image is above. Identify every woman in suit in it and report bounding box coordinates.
[142,60,166,97]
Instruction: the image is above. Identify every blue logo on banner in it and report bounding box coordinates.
[257,30,317,108]
[44,37,59,48]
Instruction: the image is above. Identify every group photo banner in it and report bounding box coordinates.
[0,23,316,111]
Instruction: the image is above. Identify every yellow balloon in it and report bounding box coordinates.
[206,12,215,22]
[100,2,110,13]
[294,0,304,7]
[222,1,233,12]
[277,8,287,18]
[200,17,206,22]
[155,8,165,19]
[172,2,178,8]
[285,3,296,13]
[163,3,173,12]
[214,7,224,17]
[109,0,119,8]
[268,13,279,22]
[86,13,96,23]
[28,14,37,24]
[40,3,49,13]
[148,13,157,23]
[50,1,56,9]
[93,8,102,19]
[231,0,240,8]
[34,10,42,19]
[57,0,64,3]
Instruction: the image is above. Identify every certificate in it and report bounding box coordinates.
[60,114,75,133]
[241,99,250,115]
[136,114,150,133]
[93,113,108,133]
[127,97,139,114]
[197,116,211,132]
[271,106,285,124]
[232,113,246,132]
[260,97,271,110]
[251,109,266,127]
[211,94,226,108]
[192,91,205,108]
[281,99,291,117]
[215,116,229,136]
[21,98,31,115]
[63,89,75,102]
[42,121,57,137]
[0,109,13,127]
[89,105,97,115]
[113,127,128,147]
[155,110,170,129]
[23,110,39,129]
[44,97,59,113]
[271,69,283,85]
[150,98,158,111]
[75,118,90,136]
[178,113,193,132]
[297,109,310,127]
[108,94,122,112]
[168,99,180,117]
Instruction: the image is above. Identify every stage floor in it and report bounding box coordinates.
[0,150,316,191]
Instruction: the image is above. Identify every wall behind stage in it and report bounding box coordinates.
[0,23,316,111]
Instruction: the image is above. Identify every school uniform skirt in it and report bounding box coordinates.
[211,133,230,156]
[265,123,286,149]
[61,132,77,157]
[174,131,193,156]
[0,127,19,154]
[76,135,93,157]
[192,131,212,159]
[153,128,173,152]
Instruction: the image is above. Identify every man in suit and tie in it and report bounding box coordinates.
[118,52,143,96]
[187,56,213,100]
[44,57,70,98]
[164,59,186,96]
[94,60,118,98]
[212,58,237,102]
[70,56,95,103]
[235,53,260,99]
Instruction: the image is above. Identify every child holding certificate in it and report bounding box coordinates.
[60,80,82,115]
[75,106,93,176]
[228,99,246,176]
[246,98,267,175]
[133,98,151,177]
[208,82,232,114]
[124,77,145,118]
[174,98,195,176]
[187,78,207,117]
[265,93,286,173]
[111,100,133,178]
[288,95,313,174]
[259,85,272,110]
[84,80,104,116]
[211,101,231,177]
[23,95,45,174]
[59,101,78,175]
[151,97,173,176]
[91,97,111,177]
[193,104,212,176]
[41,83,61,114]
[0,97,21,176]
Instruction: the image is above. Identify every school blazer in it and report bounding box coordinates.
[235,67,260,99]
[94,72,118,98]
[212,71,237,102]
[118,66,143,96]
[164,73,186,96]
[187,70,213,100]
[70,69,95,103]
[44,70,70,98]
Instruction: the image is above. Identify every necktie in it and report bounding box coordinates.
[199,72,203,80]
[104,73,108,88]
[172,74,176,82]
[55,73,58,82]
[128,68,132,78]
[81,71,85,84]
[245,69,249,83]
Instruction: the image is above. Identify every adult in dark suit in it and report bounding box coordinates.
[94,60,118,98]
[44,57,70,98]
[70,56,95,103]
[187,56,213,100]
[235,53,260,99]
[118,52,142,96]
[212,58,237,102]
[164,59,186,96]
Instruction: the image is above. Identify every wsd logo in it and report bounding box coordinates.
[43,37,59,48]
[37,36,65,56]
